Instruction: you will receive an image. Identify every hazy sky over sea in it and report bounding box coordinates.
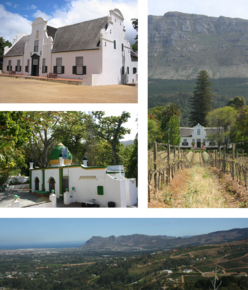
[0,218,247,248]
[148,0,248,19]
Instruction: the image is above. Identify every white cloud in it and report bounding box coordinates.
[33,10,51,20]
[44,0,138,43]
[1,0,138,44]
[30,5,37,10]
[5,2,18,8]
[0,4,31,42]
[148,0,248,19]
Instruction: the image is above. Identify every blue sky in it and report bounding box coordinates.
[0,0,138,43]
[148,0,248,19]
[0,218,247,247]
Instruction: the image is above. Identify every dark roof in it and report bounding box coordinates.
[180,128,193,137]
[4,35,30,57]
[47,25,57,40]
[52,16,108,53]
[205,128,223,136]
[180,127,224,137]
[131,51,138,57]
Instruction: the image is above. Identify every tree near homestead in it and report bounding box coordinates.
[189,70,213,126]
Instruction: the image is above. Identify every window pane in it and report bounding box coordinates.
[17,60,20,66]
[57,66,62,74]
[42,58,45,66]
[33,59,38,65]
[56,58,62,66]
[76,66,83,75]
[76,57,83,66]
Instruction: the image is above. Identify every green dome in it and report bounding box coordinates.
[49,143,72,166]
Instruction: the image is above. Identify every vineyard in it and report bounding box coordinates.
[148,142,248,208]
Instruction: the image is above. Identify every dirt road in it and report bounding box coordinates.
[0,76,137,103]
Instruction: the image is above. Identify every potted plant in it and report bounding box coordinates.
[191,142,195,148]
[202,142,205,148]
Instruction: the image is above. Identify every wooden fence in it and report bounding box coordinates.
[207,144,247,190]
[148,142,194,202]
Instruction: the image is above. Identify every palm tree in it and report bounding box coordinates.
[163,103,182,118]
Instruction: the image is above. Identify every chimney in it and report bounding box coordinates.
[29,159,34,169]
[83,156,88,167]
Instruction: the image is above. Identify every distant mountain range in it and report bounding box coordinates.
[81,228,248,250]
[148,12,248,79]
[120,140,134,147]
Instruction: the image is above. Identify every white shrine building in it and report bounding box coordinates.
[3,8,138,86]
[29,143,137,208]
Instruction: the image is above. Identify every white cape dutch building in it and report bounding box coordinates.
[3,9,138,86]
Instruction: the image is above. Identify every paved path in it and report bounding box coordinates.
[0,189,49,207]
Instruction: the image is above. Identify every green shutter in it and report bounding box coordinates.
[42,170,45,191]
[122,44,123,51]
[7,66,9,71]
[29,170,32,192]
[19,66,22,72]
[53,66,57,73]
[114,40,116,49]
[127,67,129,74]
[73,66,76,74]
[97,186,104,195]
[122,66,124,75]
[62,66,65,74]
[45,66,47,73]
[59,168,63,196]
[15,66,17,71]
[83,66,86,75]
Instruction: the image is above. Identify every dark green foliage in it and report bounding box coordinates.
[227,96,246,109]
[189,70,213,126]
[131,18,138,51]
[148,78,248,126]
[0,36,11,70]
[125,134,138,184]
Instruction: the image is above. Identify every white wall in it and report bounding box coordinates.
[32,170,42,191]
[44,169,60,198]
[23,17,53,77]
[66,167,107,206]
[125,179,137,207]
[51,50,102,80]
[2,56,24,74]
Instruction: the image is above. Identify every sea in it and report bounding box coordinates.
[0,241,85,250]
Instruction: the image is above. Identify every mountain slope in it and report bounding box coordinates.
[81,228,248,250]
[148,12,248,79]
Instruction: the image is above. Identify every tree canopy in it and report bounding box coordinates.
[0,37,11,70]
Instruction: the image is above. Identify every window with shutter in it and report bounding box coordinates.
[122,44,123,51]
[127,67,129,74]
[114,40,116,49]
[122,66,124,75]
[56,58,62,74]
[42,58,46,73]
[17,60,21,72]
[76,57,83,75]
[133,67,137,74]
[26,59,29,72]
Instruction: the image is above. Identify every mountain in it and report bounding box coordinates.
[81,228,248,250]
[148,12,248,79]
[120,140,134,146]
[82,234,176,250]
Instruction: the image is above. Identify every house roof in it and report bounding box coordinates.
[47,25,57,40]
[4,16,110,57]
[4,35,30,57]
[204,128,223,136]
[180,126,224,138]
[180,128,193,137]
[52,16,109,53]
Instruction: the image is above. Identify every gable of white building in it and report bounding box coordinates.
[3,9,138,86]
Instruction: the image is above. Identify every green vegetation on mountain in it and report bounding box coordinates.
[148,78,248,126]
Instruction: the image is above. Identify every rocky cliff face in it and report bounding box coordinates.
[148,12,248,79]
[81,228,248,250]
